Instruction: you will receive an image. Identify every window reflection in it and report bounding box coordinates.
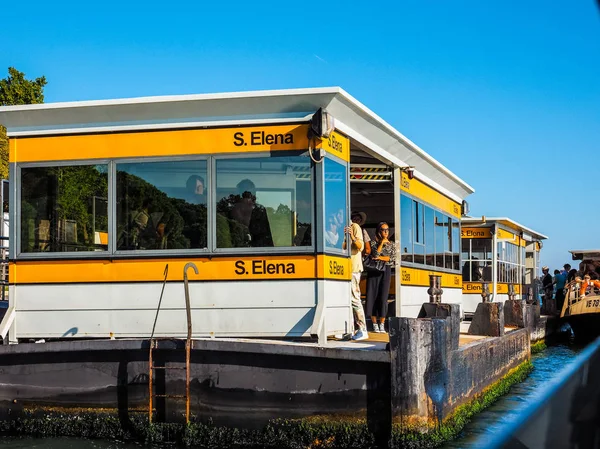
[323,158,346,252]
[400,194,460,272]
[462,237,493,282]
[116,160,207,250]
[216,155,313,249]
[21,165,109,252]
[400,195,413,263]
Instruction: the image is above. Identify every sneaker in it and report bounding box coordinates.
[379,323,387,334]
[372,323,381,333]
[352,329,369,341]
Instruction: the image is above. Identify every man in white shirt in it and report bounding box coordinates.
[343,212,369,341]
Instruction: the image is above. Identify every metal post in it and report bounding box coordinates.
[481,282,490,303]
[508,284,516,301]
[183,262,198,424]
[427,274,443,304]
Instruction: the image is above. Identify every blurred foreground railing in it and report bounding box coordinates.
[0,236,7,302]
[483,337,600,448]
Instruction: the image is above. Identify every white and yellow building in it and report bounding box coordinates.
[461,217,547,315]
[0,87,474,343]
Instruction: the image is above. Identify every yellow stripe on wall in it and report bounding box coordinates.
[463,282,521,294]
[317,131,350,162]
[10,125,310,163]
[10,256,308,284]
[9,254,353,284]
[400,266,462,289]
[400,172,461,219]
[461,227,492,238]
[316,255,352,281]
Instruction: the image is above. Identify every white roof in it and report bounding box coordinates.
[462,216,548,240]
[0,87,474,199]
[569,250,600,260]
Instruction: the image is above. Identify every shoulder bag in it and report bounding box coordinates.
[363,254,386,272]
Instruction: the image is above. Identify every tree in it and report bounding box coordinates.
[0,67,47,179]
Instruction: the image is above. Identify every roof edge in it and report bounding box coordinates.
[0,86,344,112]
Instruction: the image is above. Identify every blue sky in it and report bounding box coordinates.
[2,0,599,271]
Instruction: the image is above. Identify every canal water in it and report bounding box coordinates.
[0,339,584,448]
[443,338,584,448]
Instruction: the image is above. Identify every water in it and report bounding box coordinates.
[443,340,584,448]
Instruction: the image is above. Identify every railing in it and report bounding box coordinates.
[0,236,7,302]
[483,337,600,448]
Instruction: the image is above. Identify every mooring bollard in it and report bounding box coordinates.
[527,287,534,305]
[481,281,490,303]
[427,274,443,303]
[508,284,516,301]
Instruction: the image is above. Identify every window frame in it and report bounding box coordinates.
[400,191,461,274]
[14,150,316,259]
[16,159,113,259]
[113,155,212,256]
[321,152,349,257]
[212,150,316,255]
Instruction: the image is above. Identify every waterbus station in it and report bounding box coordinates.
[0,88,558,446]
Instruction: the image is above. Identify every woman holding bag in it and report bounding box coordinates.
[365,222,396,333]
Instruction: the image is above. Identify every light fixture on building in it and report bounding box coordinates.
[309,108,335,139]
[461,200,470,216]
[400,166,415,180]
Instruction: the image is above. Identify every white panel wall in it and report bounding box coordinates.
[13,280,322,339]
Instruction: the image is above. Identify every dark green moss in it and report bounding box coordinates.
[0,410,377,449]
[531,340,547,354]
[391,360,534,448]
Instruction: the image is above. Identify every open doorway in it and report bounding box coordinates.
[349,145,397,319]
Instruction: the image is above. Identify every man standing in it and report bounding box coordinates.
[541,266,554,314]
[553,269,567,314]
[344,212,368,341]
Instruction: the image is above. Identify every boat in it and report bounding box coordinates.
[560,249,600,340]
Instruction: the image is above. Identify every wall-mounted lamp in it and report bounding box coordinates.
[400,166,415,180]
[309,107,335,139]
[461,200,470,216]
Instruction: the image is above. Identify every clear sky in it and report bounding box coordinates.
[2,0,599,271]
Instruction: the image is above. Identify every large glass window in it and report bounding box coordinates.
[323,158,346,252]
[21,164,109,252]
[434,211,446,268]
[425,207,435,266]
[400,195,413,263]
[497,240,522,285]
[461,237,493,282]
[216,155,313,249]
[401,193,460,272]
[116,160,207,251]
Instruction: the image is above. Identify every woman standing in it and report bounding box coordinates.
[366,222,396,333]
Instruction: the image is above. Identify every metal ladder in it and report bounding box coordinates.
[148,262,198,423]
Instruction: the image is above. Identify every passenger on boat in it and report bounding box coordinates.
[579,275,600,298]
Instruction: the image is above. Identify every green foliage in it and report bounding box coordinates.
[0,67,47,180]
[0,67,46,106]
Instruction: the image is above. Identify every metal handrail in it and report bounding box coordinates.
[149,262,197,424]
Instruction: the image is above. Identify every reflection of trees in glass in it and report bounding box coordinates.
[216,195,310,248]
[21,166,108,252]
[116,171,206,250]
